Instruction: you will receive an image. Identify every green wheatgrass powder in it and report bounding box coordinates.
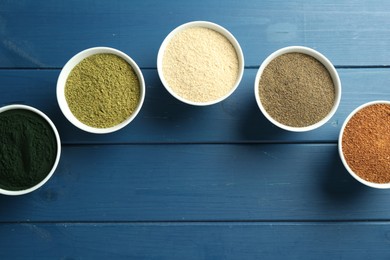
[65,53,141,128]
[0,109,57,191]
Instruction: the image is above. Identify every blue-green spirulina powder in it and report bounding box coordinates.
[0,109,57,191]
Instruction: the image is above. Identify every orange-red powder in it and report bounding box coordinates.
[342,103,390,183]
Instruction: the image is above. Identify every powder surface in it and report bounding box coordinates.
[342,104,390,183]
[65,53,140,128]
[162,27,239,103]
[0,109,57,191]
[258,52,336,127]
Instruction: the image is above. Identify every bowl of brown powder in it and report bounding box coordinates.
[57,47,145,134]
[339,100,390,189]
[157,21,244,106]
[254,46,341,132]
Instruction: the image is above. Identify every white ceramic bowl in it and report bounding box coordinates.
[157,21,244,106]
[339,100,390,189]
[57,47,145,134]
[254,46,341,132]
[0,104,61,196]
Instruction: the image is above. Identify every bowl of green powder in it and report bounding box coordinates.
[57,47,145,134]
[0,104,61,195]
[254,46,341,132]
[157,21,244,106]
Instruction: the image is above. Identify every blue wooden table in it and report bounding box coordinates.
[1,1,390,259]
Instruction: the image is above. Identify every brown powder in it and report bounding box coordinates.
[342,103,390,183]
[162,27,239,103]
[258,52,335,127]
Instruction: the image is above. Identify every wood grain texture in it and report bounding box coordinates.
[0,144,388,222]
[1,1,390,258]
[1,222,390,259]
[1,0,390,68]
[0,69,389,143]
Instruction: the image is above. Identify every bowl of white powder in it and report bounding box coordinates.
[157,21,244,106]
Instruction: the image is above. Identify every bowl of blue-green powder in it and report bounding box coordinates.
[0,105,61,195]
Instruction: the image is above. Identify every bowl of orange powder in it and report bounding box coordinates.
[339,100,390,188]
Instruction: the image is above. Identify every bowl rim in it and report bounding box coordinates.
[157,20,245,106]
[0,104,61,195]
[338,100,390,189]
[254,46,342,132]
[57,46,146,134]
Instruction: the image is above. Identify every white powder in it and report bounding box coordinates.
[162,27,239,103]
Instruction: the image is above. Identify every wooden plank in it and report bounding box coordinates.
[0,68,389,144]
[2,1,390,258]
[0,222,389,259]
[0,144,389,222]
[1,0,390,68]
